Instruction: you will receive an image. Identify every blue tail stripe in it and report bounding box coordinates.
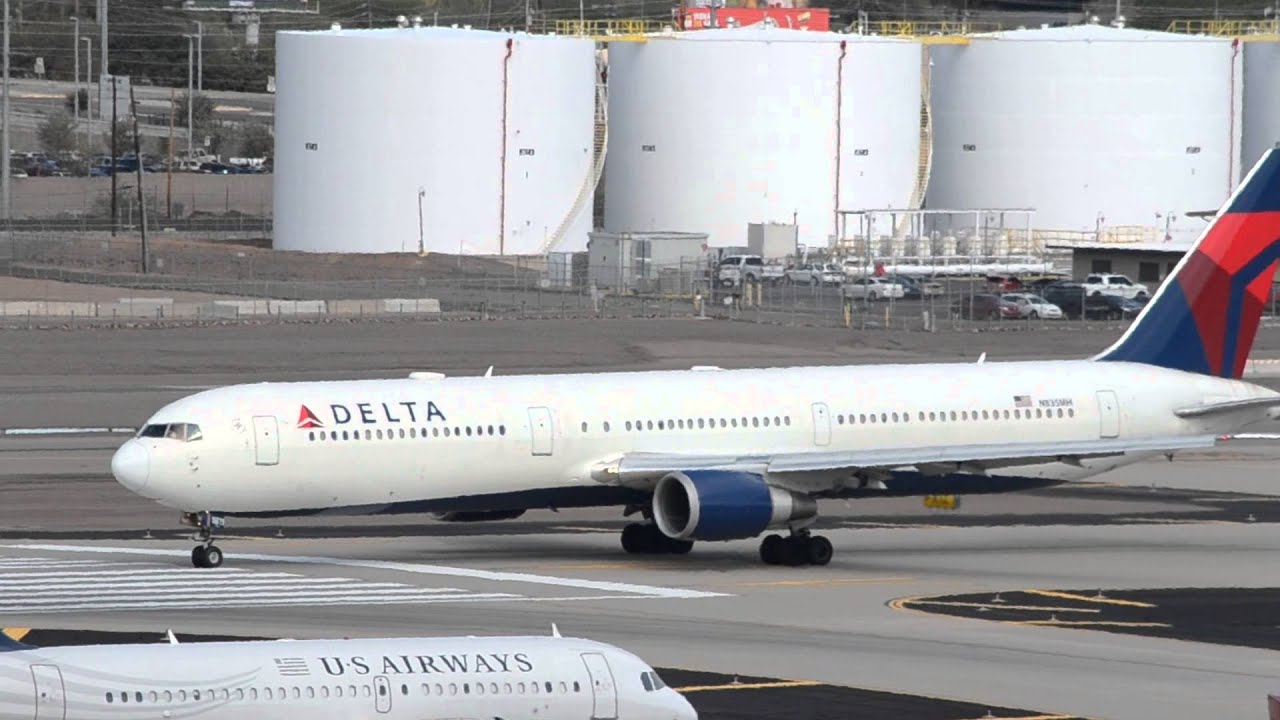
[1228,149,1280,213]
[1096,282,1211,375]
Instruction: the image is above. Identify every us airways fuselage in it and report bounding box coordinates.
[0,634,696,720]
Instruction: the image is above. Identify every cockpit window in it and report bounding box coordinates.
[138,423,202,442]
[640,672,666,692]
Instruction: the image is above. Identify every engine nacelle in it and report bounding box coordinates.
[429,510,527,522]
[652,470,817,541]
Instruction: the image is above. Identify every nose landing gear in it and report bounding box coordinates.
[182,511,226,569]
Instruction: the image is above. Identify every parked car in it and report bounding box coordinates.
[784,262,844,286]
[1000,293,1064,319]
[886,275,944,299]
[716,255,785,287]
[986,274,1024,292]
[1080,273,1149,300]
[952,293,1020,320]
[843,277,906,302]
[1083,294,1145,320]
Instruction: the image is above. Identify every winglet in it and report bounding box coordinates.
[166,629,179,645]
[484,366,494,377]
[551,623,562,638]
[977,352,986,364]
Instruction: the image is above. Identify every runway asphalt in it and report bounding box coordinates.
[1,317,1279,720]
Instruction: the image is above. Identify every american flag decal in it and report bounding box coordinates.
[274,658,310,676]
[1013,395,1032,408]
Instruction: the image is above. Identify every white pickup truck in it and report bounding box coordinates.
[716,255,785,287]
[1080,273,1150,300]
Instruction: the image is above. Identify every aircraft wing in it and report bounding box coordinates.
[600,434,1220,485]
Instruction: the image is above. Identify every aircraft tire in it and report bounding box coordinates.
[191,546,208,568]
[759,534,784,565]
[806,536,834,566]
[621,523,645,554]
[203,545,224,569]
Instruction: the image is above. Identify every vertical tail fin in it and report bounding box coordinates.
[1096,149,1280,378]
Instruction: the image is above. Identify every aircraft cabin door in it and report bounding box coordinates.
[373,675,392,714]
[1095,390,1120,438]
[30,664,66,720]
[580,652,618,720]
[528,407,554,456]
[811,402,831,447]
[252,415,280,466]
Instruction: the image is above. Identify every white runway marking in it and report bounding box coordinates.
[0,546,731,608]
[0,426,136,436]
[0,555,513,615]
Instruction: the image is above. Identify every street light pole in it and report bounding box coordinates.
[2,0,11,222]
[183,34,194,164]
[97,0,107,77]
[195,21,202,93]
[81,36,91,147]
[72,17,79,131]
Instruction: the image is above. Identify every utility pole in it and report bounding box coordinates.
[97,0,107,78]
[367,0,373,28]
[2,0,11,223]
[195,21,203,93]
[183,34,194,164]
[81,36,91,143]
[110,76,118,236]
[72,17,79,132]
[129,83,147,273]
[166,87,175,218]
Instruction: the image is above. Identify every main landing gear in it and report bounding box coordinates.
[183,511,226,569]
[621,523,693,555]
[759,530,833,567]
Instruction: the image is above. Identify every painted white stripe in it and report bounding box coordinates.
[1225,433,1280,439]
[0,577,419,591]
[0,576,448,594]
[5,587,489,605]
[0,592,521,613]
[0,593,679,615]
[0,560,109,567]
[1,544,730,599]
[0,427,135,436]
[0,569,275,579]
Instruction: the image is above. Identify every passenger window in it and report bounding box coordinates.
[891,412,899,423]
[292,688,301,699]
[490,683,498,694]
[581,422,588,432]
[410,427,417,438]
[603,421,611,432]
[784,416,791,426]
[504,683,512,694]
[573,681,581,692]
[752,417,760,427]
[545,682,553,693]
[164,690,173,702]
[559,682,567,693]
[697,419,704,429]
[626,421,633,431]
[321,687,329,698]
[444,428,451,437]
[106,693,113,704]
[1068,408,1075,417]
[191,690,198,702]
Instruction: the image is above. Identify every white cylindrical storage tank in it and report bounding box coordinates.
[605,29,923,249]
[927,25,1242,244]
[1244,40,1280,173]
[274,27,596,255]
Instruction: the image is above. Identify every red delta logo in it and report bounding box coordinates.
[297,405,325,429]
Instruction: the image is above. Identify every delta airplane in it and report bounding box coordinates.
[0,630,696,720]
[112,150,1280,569]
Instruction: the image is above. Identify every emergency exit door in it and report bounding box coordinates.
[1095,390,1120,438]
[373,675,392,713]
[30,665,66,720]
[811,402,832,446]
[528,407,554,456]
[252,415,280,466]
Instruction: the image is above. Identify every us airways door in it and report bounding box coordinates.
[252,415,280,465]
[811,402,831,446]
[373,675,391,713]
[580,652,618,720]
[30,665,65,720]
[1095,390,1120,438]
[528,407,554,456]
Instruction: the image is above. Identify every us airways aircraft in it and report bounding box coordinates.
[113,150,1280,569]
[0,630,695,720]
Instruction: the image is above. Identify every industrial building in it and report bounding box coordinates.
[927,24,1240,246]
[603,28,926,251]
[272,26,597,255]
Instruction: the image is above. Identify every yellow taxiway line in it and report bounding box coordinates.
[675,680,822,693]
[1024,589,1155,608]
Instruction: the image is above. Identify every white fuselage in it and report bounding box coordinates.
[0,635,696,720]
[112,359,1277,516]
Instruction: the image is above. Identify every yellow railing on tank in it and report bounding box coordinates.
[1166,18,1280,37]
[871,20,1002,36]
[554,18,670,36]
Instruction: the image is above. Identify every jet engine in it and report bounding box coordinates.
[429,510,527,522]
[652,470,817,541]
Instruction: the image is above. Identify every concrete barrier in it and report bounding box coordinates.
[381,298,442,314]
[268,299,327,315]
[210,300,272,316]
[326,299,380,316]
[0,301,97,317]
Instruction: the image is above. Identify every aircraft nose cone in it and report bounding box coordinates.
[111,440,150,492]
